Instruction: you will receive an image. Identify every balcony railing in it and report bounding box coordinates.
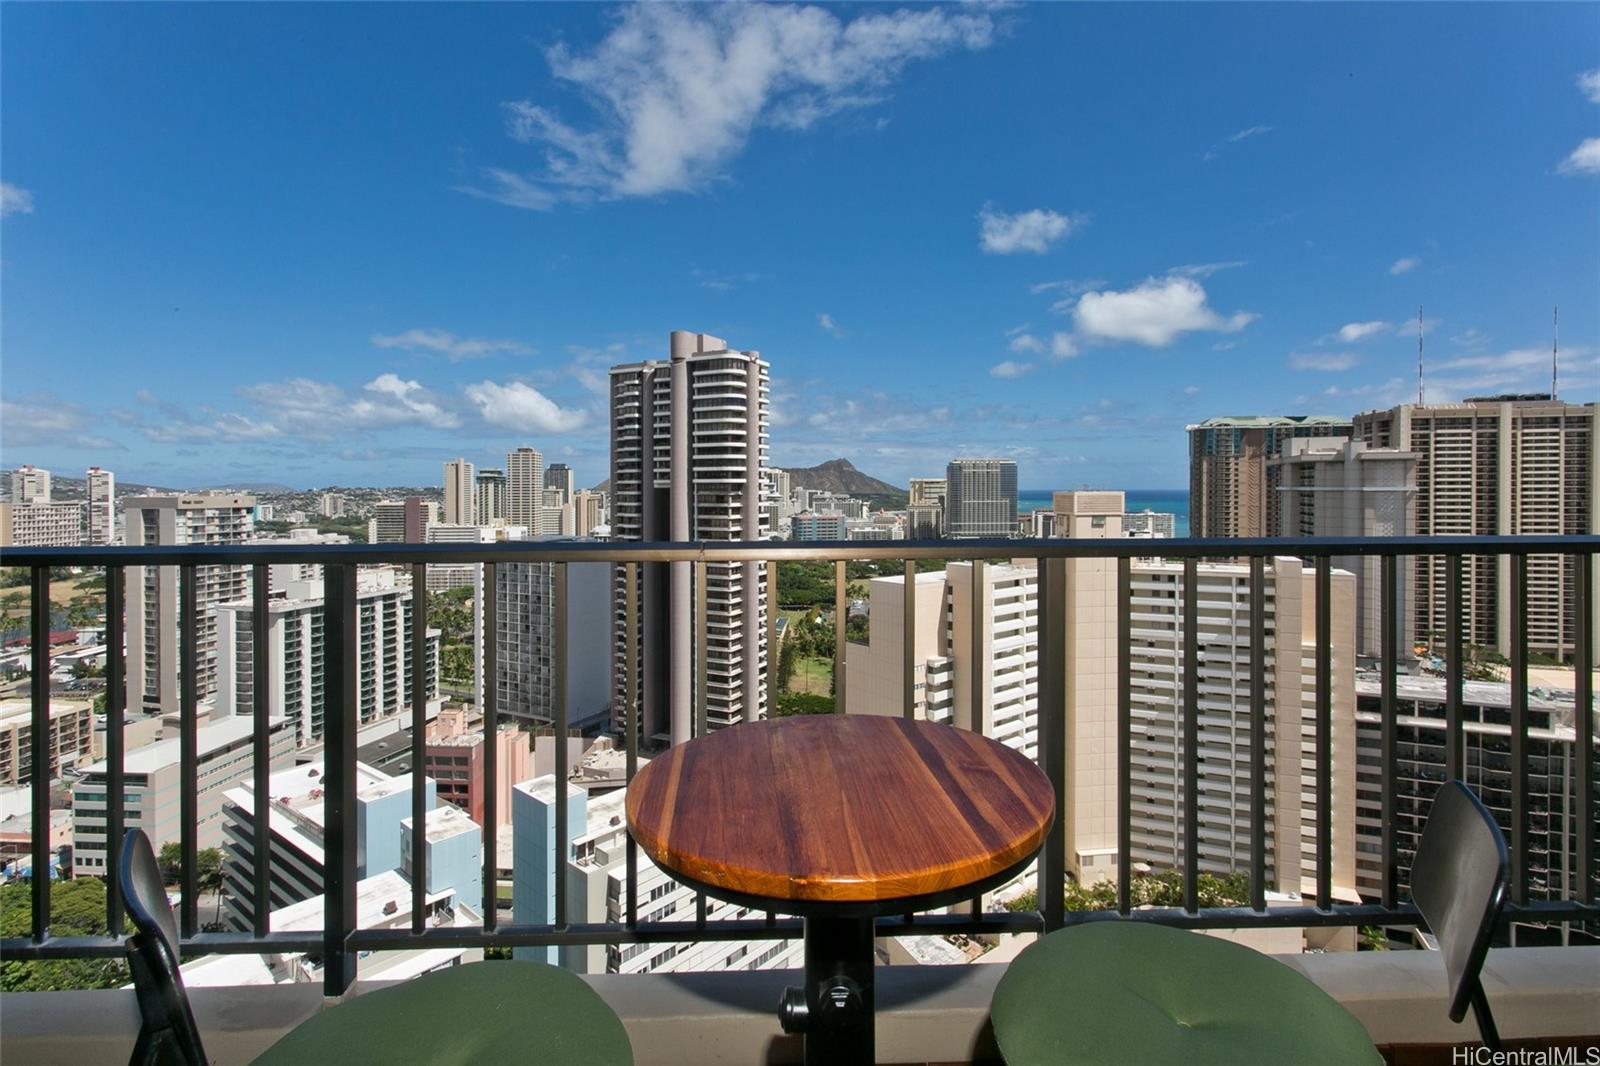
[1,534,1595,1002]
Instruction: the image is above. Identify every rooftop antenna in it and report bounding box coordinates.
[1416,305,1425,405]
[1551,306,1559,400]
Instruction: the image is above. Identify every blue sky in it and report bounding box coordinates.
[3,2,1596,492]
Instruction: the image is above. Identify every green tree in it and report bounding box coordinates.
[776,638,796,691]
[0,879,129,991]
[772,692,835,717]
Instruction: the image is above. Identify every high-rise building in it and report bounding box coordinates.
[215,571,441,748]
[790,512,847,541]
[125,494,255,716]
[85,467,115,546]
[945,459,1017,538]
[475,469,507,526]
[443,458,476,525]
[0,697,95,785]
[506,448,545,531]
[1352,396,1596,659]
[72,714,295,877]
[1122,510,1177,539]
[572,490,605,537]
[544,463,575,502]
[9,465,51,505]
[844,562,1040,758]
[3,500,86,547]
[907,503,944,539]
[319,492,346,518]
[424,523,490,591]
[610,331,769,744]
[908,477,947,508]
[368,497,437,544]
[1188,416,1352,538]
[485,559,612,733]
[1271,438,1419,659]
[1352,674,1598,906]
[541,488,570,536]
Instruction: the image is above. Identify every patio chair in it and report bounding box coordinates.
[988,778,1509,1064]
[118,829,634,1066]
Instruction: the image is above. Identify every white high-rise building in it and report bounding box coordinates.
[541,488,571,536]
[610,332,770,744]
[443,458,476,526]
[424,523,490,592]
[572,490,605,537]
[86,467,116,545]
[3,501,86,547]
[215,570,441,748]
[367,498,437,544]
[10,464,51,505]
[506,448,544,531]
[319,492,346,518]
[484,559,612,734]
[126,494,256,716]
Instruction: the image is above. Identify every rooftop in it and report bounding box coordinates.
[77,715,285,776]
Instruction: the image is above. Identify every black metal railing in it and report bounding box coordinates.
[1,534,1595,998]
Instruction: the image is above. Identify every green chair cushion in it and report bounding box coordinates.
[990,922,1382,1066]
[251,960,633,1066]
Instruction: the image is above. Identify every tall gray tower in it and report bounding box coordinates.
[610,332,770,745]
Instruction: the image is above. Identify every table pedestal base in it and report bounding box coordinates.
[778,914,875,1066]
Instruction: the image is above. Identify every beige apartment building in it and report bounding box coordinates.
[1188,416,1351,538]
[0,697,95,785]
[1271,438,1419,659]
[125,493,256,716]
[1352,395,1596,660]
[848,490,1359,900]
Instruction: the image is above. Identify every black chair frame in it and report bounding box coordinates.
[120,828,209,1066]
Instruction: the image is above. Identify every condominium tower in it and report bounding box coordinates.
[1352,395,1596,659]
[125,494,256,716]
[443,458,475,525]
[1271,438,1419,659]
[475,468,507,526]
[506,447,545,531]
[86,466,116,545]
[610,331,770,744]
[1188,416,1351,538]
[945,459,1018,538]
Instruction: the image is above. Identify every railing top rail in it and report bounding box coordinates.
[3,533,1596,568]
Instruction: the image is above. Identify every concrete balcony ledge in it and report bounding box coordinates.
[1,947,1595,1065]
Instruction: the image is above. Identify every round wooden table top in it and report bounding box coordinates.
[625,715,1056,906]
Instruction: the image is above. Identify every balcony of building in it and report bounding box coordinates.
[0,534,1595,1064]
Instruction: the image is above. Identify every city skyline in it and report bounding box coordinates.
[3,4,1598,491]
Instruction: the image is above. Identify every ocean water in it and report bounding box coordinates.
[1018,489,1190,538]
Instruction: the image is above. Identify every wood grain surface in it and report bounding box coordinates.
[625,716,1056,903]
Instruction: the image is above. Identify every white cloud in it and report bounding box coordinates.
[1183,384,1201,395]
[1031,278,1103,298]
[241,374,462,436]
[1050,333,1078,360]
[352,374,461,429]
[0,395,119,449]
[1009,332,1045,354]
[1557,137,1600,176]
[1578,69,1600,104]
[818,312,844,338]
[371,327,533,361]
[978,205,1086,254]
[0,183,34,218]
[1289,351,1361,371]
[1202,125,1275,161]
[465,380,588,432]
[1390,256,1420,275]
[1228,124,1275,143]
[989,360,1034,379]
[1338,320,1391,342]
[1170,261,1245,279]
[1071,276,1257,347]
[469,3,996,208]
